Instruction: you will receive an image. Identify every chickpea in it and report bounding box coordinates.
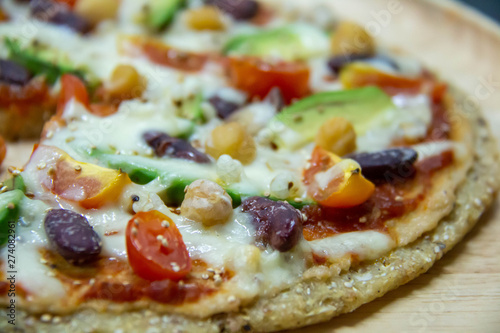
[185,6,225,31]
[331,21,375,56]
[315,117,356,156]
[74,0,120,26]
[106,64,145,100]
[205,122,256,164]
[181,179,233,227]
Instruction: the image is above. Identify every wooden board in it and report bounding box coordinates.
[1,1,499,332]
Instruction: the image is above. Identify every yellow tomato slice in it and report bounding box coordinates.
[32,145,131,209]
[340,63,423,95]
[305,146,375,208]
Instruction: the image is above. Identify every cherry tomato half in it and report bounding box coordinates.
[228,57,310,104]
[126,211,192,281]
[57,74,90,116]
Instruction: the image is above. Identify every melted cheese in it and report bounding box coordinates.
[309,231,395,261]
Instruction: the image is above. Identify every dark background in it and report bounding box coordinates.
[460,0,500,22]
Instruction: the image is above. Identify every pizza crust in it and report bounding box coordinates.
[1,85,498,332]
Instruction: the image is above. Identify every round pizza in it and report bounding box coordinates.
[0,0,499,332]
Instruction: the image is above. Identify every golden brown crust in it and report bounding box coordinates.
[1,85,498,333]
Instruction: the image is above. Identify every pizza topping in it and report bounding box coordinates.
[327,54,398,75]
[346,148,418,183]
[340,63,424,95]
[304,146,375,208]
[44,209,102,263]
[3,174,26,193]
[208,96,241,119]
[269,87,393,149]
[228,57,310,104]
[120,36,208,72]
[315,117,356,156]
[57,74,89,115]
[185,5,226,31]
[29,145,131,208]
[144,131,211,163]
[104,64,145,102]
[31,0,92,34]
[0,190,23,247]
[216,155,243,185]
[0,76,51,108]
[327,54,371,75]
[269,171,301,200]
[208,0,259,21]
[181,179,233,226]
[143,0,185,30]
[242,196,303,252]
[126,211,191,281]
[205,122,256,164]
[4,38,96,86]
[224,23,329,61]
[0,59,32,86]
[73,0,119,26]
[330,21,375,57]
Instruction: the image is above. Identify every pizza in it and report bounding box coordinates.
[0,0,499,332]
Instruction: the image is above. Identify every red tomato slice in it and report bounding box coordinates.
[126,211,192,281]
[120,36,207,72]
[228,57,310,104]
[57,74,89,116]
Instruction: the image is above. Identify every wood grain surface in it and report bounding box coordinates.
[1,1,499,332]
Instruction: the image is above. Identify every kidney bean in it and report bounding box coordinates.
[44,209,102,263]
[242,196,303,252]
[347,148,418,183]
[31,0,91,34]
[0,59,32,86]
[143,131,211,163]
[207,0,259,20]
[208,96,241,119]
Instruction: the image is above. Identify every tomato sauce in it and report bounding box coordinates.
[0,79,53,113]
[39,249,228,305]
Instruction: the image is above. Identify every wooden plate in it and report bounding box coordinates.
[1,1,499,332]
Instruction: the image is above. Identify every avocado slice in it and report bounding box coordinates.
[268,87,395,149]
[145,0,185,30]
[224,23,330,61]
[4,38,98,86]
[0,190,24,247]
[177,93,205,124]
